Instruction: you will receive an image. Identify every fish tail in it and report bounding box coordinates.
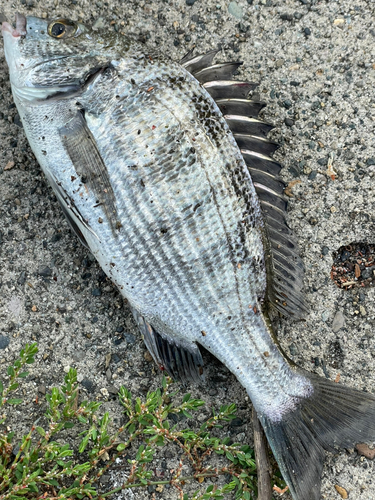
[258,370,375,500]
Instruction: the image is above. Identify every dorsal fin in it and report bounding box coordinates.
[181,49,307,318]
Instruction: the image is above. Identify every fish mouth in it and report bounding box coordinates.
[1,12,26,38]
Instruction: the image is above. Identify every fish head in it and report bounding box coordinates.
[1,13,130,102]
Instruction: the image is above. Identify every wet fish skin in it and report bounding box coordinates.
[2,14,309,417]
[2,14,375,500]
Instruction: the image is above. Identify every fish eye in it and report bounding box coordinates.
[48,19,78,39]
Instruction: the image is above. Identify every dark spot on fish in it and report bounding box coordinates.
[140,179,145,187]
[128,165,138,170]
[115,95,120,99]
[138,130,141,135]
[81,176,87,183]
[71,175,76,181]
[160,228,168,234]
[190,147,195,153]
[42,150,47,155]
[201,330,206,336]
[98,217,103,223]
[110,262,115,267]
[131,78,136,85]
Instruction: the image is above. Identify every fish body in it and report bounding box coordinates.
[2,14,375,500]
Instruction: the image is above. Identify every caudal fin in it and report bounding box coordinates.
[259,371,375,500]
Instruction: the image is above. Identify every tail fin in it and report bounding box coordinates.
[259,371,375,500]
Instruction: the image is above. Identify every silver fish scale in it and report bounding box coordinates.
[11,44,311,420]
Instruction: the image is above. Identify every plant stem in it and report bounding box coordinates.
[92,472,229,499]
[252,408,272,500]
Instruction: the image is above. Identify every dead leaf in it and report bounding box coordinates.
[156,485,164,493]
[4,161,15,171]
[31,305,37,312]
[334,485,348,499]
[284,180,301,197]
[356,443,375,459]
[273,485,289,495]
[355,264,361,278]
[144,351,153,362]
[334,373,341,383]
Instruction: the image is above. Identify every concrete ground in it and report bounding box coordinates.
[1,0,375,498]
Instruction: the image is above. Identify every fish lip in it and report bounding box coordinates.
[1,12,26,38]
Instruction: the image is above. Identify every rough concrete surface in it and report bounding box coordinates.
[0,0,375,499]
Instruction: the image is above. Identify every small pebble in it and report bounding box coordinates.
[334,485,348,499]
[0,336,10,350]
[92,17,106,29]
[81,378,95,393]
[144,351,153,362]
[38,266,52,277]
[332,311,345,333]
[228,1,243,19]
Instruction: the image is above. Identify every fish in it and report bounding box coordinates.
[2,13,375,500]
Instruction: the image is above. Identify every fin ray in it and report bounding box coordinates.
[259,371,375,500]
[131,308,204,384]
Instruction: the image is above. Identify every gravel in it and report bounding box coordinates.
[1,0,375,499]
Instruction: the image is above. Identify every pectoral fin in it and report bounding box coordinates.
[59,111,120,234]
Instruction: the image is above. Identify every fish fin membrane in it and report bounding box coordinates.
[59,111,120,234]
[56,197,89,249]
[48,173,97,248]
[131,308,204,384]
[259,371,375,500]
[182,49,307,318]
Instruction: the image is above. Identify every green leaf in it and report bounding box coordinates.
[7,398,23,405]
[64,422,75,429]
[117,443,126,451]
[18,372,29,378]
[7,366,15,377]
[36,426,46,437]
[182,393,191,403]
[27,482,38,493]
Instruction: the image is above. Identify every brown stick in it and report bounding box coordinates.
[252,407,272,500]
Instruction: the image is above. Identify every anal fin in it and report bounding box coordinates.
[131,308,204,384]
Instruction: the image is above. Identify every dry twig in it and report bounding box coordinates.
[252,408,272,500]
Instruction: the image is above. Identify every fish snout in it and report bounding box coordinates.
[1,13,26,37]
